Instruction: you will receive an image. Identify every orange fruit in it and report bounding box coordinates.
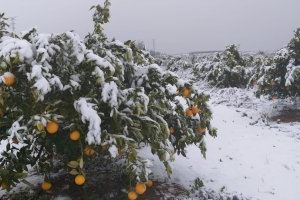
[128,191,138,200]
[185,108,193,117]
[46,121,59,134]
[169,127,175,134]
[135,182,146,195]
[74,175,85,185]
[3,72,16,86]
[181,87,191,97]
[84,146,95,156]
[145,180,153,187]
[191,105,201,115]
[41,181,52,191]
[196,127,206,135]
[69,130,80,141]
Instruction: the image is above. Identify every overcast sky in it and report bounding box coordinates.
[1,0,300,54]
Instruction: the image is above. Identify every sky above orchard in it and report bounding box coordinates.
[0,0,300,54]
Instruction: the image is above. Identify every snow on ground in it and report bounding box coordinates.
[143,103,300,200]
[141,66,300,200]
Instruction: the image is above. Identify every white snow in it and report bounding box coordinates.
[101,81,119,108]
[0,36,34,63]
[108,145,118,158]
[166,83,178,95]
[74,98,102,145]
[142,103,300,200]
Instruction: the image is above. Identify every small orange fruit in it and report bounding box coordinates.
[185,108,193,117]
[196,127,206,135]
[135,182,146,195]
[191,105,201,115]
[169,127,175,134]
[69,130,80,141]
[74,175,85,186]
[46,121,59,134]
[145,180,153,187]
[128,191,138,200]
[84,146,95,156]
[182,87,191,97]
[41,181,52,191]
[3,72,16,86]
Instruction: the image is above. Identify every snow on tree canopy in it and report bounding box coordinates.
[74,98,102,145]
[101,81,119,108]
[0,3,216,188]
[0,36,34,63]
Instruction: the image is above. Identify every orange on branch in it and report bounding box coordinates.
[181,87,191,97]
[46,121,59,134]
[169,127,175,134]
[74,175,85,185]
[185,108,193,117]
[145,180,153,187]
[135,182,146,195]
[196,127,206,135]
[84,146,95,156]
[191,105,201,115]
[128,191,138,200]
[3,72,16,86]
[69,130,80,141]
[41,181,52,191]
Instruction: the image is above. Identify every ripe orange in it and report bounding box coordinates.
[74,175,85,185]
[169,127,175,134]
[181,87,191,97]
[185,108,193,117]
[135,182,146,195]
[84,146,95,156]
[46,121,59,134]
[69,130,80,141]
[41,181,52,191]
[128,191,138,200]
[3,72,16,86]
[196,127,206,135]
[145,180,153,187]
[191,105,201,115]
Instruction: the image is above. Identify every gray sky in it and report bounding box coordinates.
[1,0,300,54]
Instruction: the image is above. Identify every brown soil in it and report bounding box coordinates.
[270,109,300,123]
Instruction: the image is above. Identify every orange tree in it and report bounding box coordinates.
[0,1,216,193]
[255,29,300,98]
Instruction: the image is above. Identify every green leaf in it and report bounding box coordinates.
[67,161,79,169]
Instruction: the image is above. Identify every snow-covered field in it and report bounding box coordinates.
[142,69,300,200]
[1,57,299,200]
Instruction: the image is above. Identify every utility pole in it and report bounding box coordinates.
[152,39,156,56]
[11,17,16,37]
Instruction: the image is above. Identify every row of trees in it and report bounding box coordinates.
[0,0,216,197]
[163,30,300,99]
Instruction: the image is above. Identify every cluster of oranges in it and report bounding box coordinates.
[181,87,201,117]
[46,121,95,156]
[128,180,153,200]
[41,174,86,191]
[185,105,201,117]
[43,121,93,190]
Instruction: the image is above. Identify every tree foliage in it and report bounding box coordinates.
[0,2,216,190]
